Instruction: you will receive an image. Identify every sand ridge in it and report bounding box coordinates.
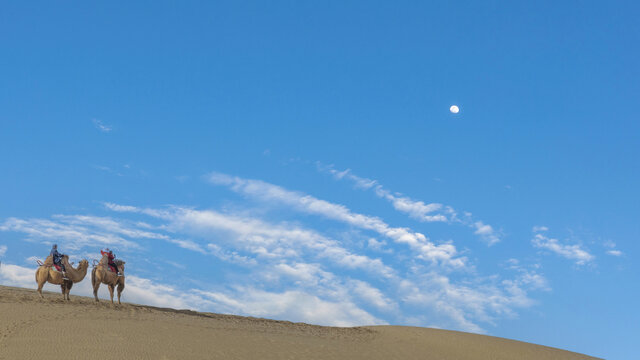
[0,285,600,360]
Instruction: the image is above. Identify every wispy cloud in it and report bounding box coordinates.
[504,258,550,291]
[399,271,537,333]
[317,164,502,245]
[473,221,500,246]
[319,166,448,223]
[606,250,623,256]
[92,118,112,133]
[531,228,594,265]
[195,287,385,327]
[0,245,7,257]
[92,165,124,176]
[603,240,624,257]
[107,203,397,278]
[207,172,466,268]
[0,216,141,250]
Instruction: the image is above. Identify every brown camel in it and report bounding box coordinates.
[91,253,125,304]
[35,255,89,300]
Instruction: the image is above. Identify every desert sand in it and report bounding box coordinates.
[0,285,599,360]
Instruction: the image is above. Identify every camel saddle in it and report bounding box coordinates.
[42,255,63,272]
[101,259,124,275]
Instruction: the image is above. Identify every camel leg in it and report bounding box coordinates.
[60,282,67,300]
[65,281,73,301]
[36,270,48,299]
[37,280,45,299]
[92,269,100,302]
[117,281,125,305]
[93,283,100,302]
[108,284,115,304]
[35,268,46,299]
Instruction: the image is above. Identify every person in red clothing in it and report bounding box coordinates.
[101,248,121,276]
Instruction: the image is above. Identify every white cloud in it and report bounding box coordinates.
[367,238,389,252]
[606,250,623,257]
[55,215,168,240]
[166,261,186,270]
[532,226,549,232]
[92,118,112,132]
[206,172,466,268]
[603,240,623,257]
[194,287,385,327]
[473,221,500,246]
[317,164,501,244]
[0,216,140,250]
[167,238,208,254]
[532,233,594,265]
[399,272,538,333]
[474,222,493,235]
[349,279,397,311]
[374,187,447,222]
[104,202,169,219]
[123,276,194,309]
[207,243,257,266]
[0,214,205,258]
[26,256,42,264]
[104,202,397,278]
[503,259,550,292]
[104,203,140,213]
[0,245,7,257]
[173,207,397,278]
[518,272,550,291]
[316,166,448,223]
[0,263,34,288]
[274,262,328,283]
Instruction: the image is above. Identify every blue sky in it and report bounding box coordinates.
[0,1,638,359]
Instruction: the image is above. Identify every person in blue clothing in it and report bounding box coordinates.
[50,244,68,280]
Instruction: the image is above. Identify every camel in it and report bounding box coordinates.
[35,255,89,300]
[91,253,125,305]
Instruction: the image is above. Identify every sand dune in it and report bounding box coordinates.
[0,285,599,360]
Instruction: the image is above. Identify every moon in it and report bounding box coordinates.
[450,105,459,114]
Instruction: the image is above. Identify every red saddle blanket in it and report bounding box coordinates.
[53,264,62,272]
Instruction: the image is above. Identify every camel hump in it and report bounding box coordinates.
[42,255,54,267]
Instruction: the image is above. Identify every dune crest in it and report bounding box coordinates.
[0,285,599,360]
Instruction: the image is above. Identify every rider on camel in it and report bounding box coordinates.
[101,248,122,276]
[50,244,68,280]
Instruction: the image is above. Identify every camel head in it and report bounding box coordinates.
[78,259,89,270]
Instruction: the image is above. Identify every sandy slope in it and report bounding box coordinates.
[0,285,599,360]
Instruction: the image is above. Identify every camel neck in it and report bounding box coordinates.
[65,262,88,282]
